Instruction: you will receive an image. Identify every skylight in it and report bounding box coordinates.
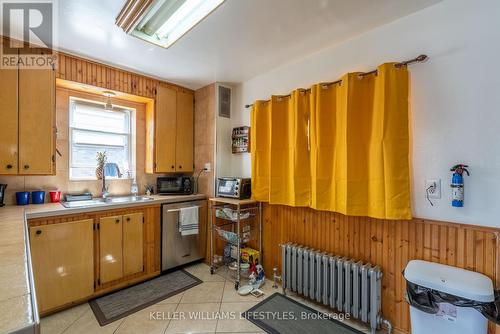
[130,0,225,49]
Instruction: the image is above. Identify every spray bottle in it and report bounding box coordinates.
[450,164,469,207]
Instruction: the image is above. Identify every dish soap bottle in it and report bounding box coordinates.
[131,179,139,197]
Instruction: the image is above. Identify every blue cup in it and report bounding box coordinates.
[31,191,45,204]
[16,192,30,206]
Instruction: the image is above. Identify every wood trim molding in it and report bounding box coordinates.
[55,52,193,99]
[115,0,155,33]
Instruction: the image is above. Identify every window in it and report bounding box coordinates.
[69,98,135,180]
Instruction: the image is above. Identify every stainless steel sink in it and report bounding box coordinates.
[61,196,154,208]
[107,196,154,204]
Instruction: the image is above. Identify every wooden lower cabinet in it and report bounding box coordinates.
[28,205,161,315]
[29,219,94,314]
[99,212,144,283]
[123,212,144,276]
[99,215,124,284]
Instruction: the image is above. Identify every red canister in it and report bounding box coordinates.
[49,191,61,203]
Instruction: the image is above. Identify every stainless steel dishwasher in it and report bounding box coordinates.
[161,200,207,271]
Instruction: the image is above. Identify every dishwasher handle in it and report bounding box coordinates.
[166,205,201,233]
[166,205,201,213]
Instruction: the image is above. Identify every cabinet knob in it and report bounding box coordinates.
[178,165,182,169]
[24,164,29,169]
[36,230,42,235]
[115,219,120,223]
[6,164,12,169]
[171,165,175,169]
[126,217,130,222]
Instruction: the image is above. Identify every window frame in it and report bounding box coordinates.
[68,97,135,181]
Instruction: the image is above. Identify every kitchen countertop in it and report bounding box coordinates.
[25,194,206,219]
[0,194,206,334]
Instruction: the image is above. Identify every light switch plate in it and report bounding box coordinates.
[425,179,441,199]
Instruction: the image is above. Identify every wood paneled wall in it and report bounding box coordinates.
[261,203,500,334]
[56,53,193,98]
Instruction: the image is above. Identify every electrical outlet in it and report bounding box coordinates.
[204,163,212,172]
[425,179,441,199]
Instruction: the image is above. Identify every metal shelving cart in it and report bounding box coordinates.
[209,197,262,290]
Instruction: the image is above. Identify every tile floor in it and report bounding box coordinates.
[40,263,373,334]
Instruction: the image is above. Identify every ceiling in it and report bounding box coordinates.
[53,0,440,89]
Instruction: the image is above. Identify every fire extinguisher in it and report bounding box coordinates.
[450,164,470,207]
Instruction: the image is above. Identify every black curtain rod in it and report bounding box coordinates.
[244,54,428,108]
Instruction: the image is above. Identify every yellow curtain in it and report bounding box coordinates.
[251,100,271,202]
[310,78,345,212]
[310,63,411,219]
[252,62,411,220]
[269,91,311,206]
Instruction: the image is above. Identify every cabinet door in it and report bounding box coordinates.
[18,66,55,174]
[123,212,144,276]
[155,85,177,173]
[0,68,18,174]
[175,91,194,172]
[99,216,123,283]
[29,219,94,313]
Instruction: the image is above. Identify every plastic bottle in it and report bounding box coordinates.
[131,179,139,196]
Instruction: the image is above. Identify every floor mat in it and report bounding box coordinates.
[89,270,202,325]
[244,293,365,334]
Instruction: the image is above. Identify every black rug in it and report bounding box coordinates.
[89,270,202,325]
[244,293,365,334]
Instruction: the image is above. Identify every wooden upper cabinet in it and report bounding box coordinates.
[154,85,177,173]
[123,212,144,276]
[0,53,55,176]
[18,67,55,174]
[175,91,194,172]
[29,219,94,314]
[0,68,18,174]
[99,216,124,284]
[145,85,194,173]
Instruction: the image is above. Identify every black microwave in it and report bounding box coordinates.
[157,176,193,195]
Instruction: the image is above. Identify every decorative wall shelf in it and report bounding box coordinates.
[232,126,250,154]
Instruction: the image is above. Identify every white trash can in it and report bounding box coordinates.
[404,260,494,334]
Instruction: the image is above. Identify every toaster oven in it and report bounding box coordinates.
[216,177,251,199]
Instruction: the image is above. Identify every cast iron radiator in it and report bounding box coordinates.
[280,243,388,334]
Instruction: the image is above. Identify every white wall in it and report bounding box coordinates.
[215,83,235,179]
[225,0,500,228]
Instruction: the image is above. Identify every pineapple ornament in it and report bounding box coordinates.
[95,151,107,180]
